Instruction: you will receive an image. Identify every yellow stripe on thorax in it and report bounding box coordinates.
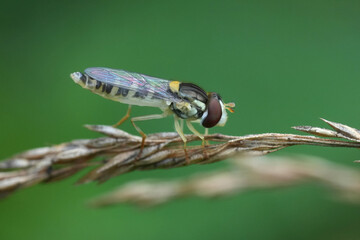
[169,81,180,93]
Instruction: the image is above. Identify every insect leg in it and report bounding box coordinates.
[204,128,209,145]
[180,119,184,131]
[113,105,132,128]
[131,112,169,158]
[174,116,189,164]
[174,116,187,143]
[186,121,204,145]
[187,121,208,160]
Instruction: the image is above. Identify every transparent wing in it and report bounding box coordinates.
[85,67,181,102]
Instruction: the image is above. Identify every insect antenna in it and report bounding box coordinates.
[225,102,235,113]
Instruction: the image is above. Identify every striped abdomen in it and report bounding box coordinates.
[70,72,168,108]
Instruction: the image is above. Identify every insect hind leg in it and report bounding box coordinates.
[131,112,169,158]
[113,105,132,128]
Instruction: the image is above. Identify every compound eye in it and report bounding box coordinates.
[202,94,222,128]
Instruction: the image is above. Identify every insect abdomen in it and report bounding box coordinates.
[70,72,166,107]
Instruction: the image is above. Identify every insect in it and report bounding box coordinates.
[70,67,235,156]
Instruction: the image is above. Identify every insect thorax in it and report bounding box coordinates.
[169,82,208,120]
[170,99,206,120]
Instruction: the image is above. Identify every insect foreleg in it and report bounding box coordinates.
[204,128,209,145]
[186,121,208,160]
[113,105,132,128]
[186,121,204,146]
[180,119,184,131]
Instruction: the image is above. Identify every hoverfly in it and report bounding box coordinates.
[70,67,235,155]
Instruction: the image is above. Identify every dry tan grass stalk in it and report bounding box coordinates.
[0,118,360,199]
[90,155,360,207]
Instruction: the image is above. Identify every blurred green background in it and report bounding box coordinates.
[1,0,360,239]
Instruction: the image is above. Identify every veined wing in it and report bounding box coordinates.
[85,67,181,103]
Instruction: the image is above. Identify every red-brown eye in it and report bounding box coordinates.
[201,93,222,128]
